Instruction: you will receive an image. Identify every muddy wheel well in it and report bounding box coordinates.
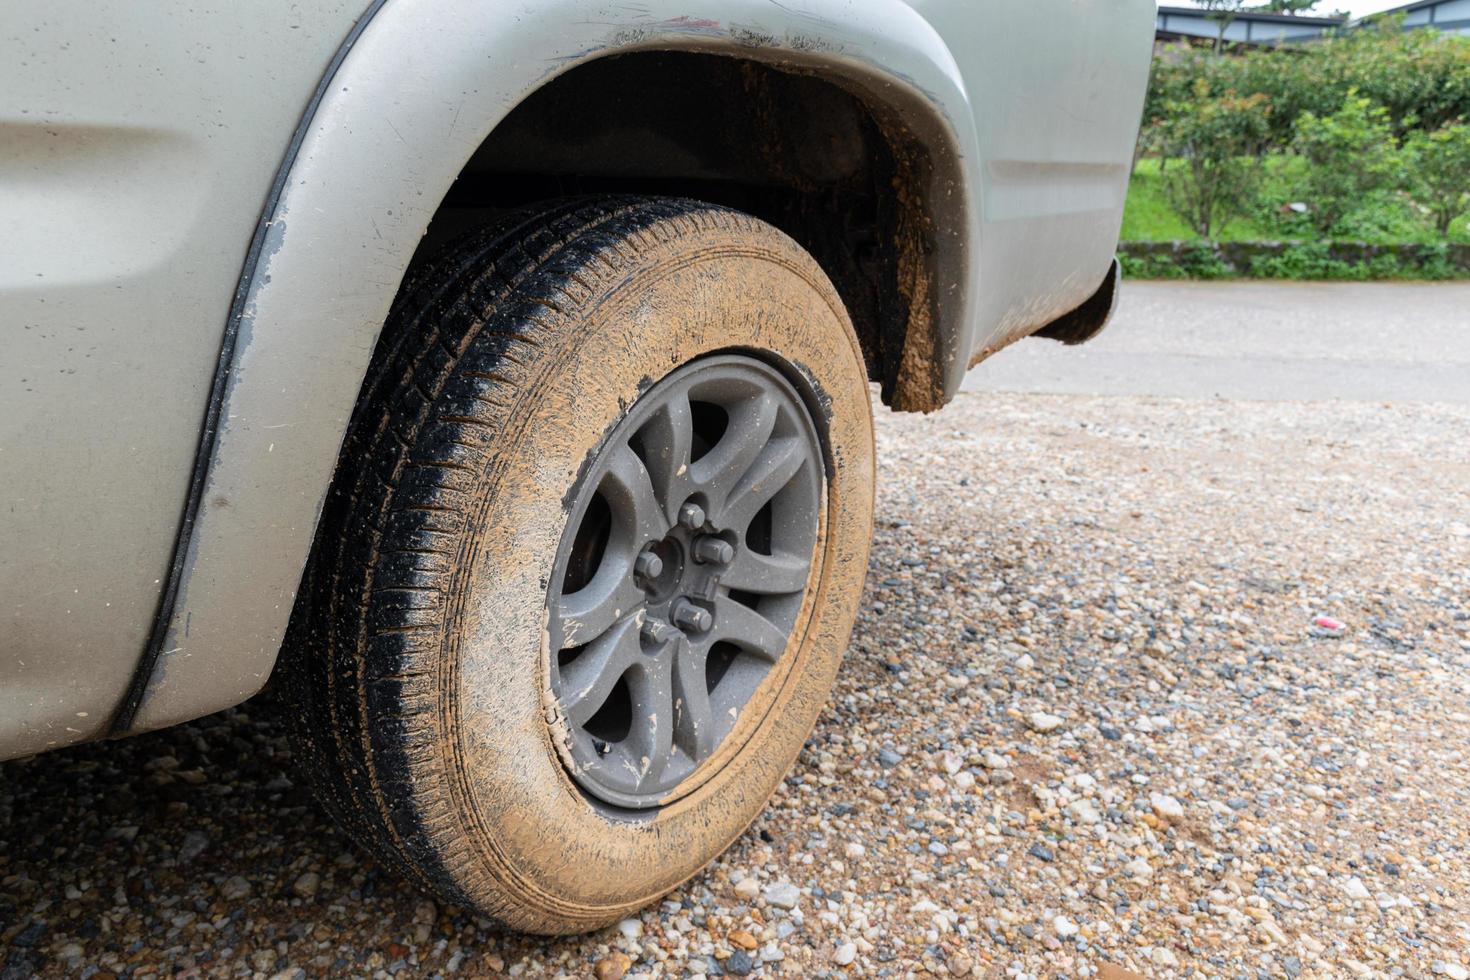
[417,51,941,409]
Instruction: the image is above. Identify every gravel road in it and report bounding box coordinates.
[5,384,1470,978]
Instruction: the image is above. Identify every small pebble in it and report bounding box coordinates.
[595,952,632,980]
[763,881,800,910]
[1028,711,1065,733]
[1149,793,1185,822]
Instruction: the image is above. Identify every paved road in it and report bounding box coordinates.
[964,280,1470,403]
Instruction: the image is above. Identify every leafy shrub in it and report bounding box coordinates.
[1247,243,1379,279]
[1237,147,1433,243]
[1335,22,1470,137]
[1129,25,1470,266]
[1241,243,1459,280]
[1288,93,1403,235]
[1120,243,1234,279]
[1146,22,1470,148]
[1413,242,1458,279]
[1325,194,1436,243]
[1401,124,1470,235]
[1150,83,1271,237]
[1119,241,1466,280]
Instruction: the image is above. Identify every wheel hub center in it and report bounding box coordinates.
[636,507,735,639]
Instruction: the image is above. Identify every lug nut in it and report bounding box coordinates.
[692,535,735,565]
[641,618,677,644]
[671,598,713,633]
[634,548,664,580]
[678,501,706,530]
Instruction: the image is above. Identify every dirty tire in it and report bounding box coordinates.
[280,197,875,934]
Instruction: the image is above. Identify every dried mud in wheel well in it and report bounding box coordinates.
[422,50,945,411]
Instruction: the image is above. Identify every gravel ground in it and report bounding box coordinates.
[4,391,1470,979]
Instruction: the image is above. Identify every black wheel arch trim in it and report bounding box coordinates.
[107,0,394,736]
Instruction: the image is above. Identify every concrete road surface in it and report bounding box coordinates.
[964,280,1470,403]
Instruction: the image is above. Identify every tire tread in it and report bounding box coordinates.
[282,197,756,924]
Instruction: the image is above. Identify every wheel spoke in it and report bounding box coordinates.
[690,392,777,504]
[622,659,676,790]
[637,392,693,522]
[721,548,811,596]
[718,435,808,531]
[671,636,715,762]
[555,570,642,649]
[558,617,643,728]
[713,597,791,663]
[601,444,666,546]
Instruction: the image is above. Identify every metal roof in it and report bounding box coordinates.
[1155,5,1347,27]
[1352,0,1470,33]
[1363,0,1452,13]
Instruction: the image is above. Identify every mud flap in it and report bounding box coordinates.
[1033,258,1121,347]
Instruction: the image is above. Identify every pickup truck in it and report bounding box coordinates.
[1,0,1155,932]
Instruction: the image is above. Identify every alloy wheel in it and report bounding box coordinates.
[547,354,824,809]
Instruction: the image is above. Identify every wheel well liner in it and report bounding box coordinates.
[421,50,955,411]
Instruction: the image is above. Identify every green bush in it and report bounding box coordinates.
[1247,243,1380,279]
[1242,146,1438,244]
[1129,24,1469,271]
[1243,242,1459,280]
[1401,124,1470,235]
[1118,242,1465,281]
[1125,153,1450,245]
[1323,193,1436,243]
[1334,22,1470,136]
[1146,22,1470,148]
[1122,157,1275,241]
[1150,83,1271,238]
[1414,242,1459,279]
[1120,243,1234,279]
[1288,93,1403,235]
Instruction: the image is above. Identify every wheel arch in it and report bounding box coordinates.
[118,0,980,735]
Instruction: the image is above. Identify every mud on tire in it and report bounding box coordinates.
[279,197,875,934]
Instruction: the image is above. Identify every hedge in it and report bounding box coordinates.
[1118,241,1470,280]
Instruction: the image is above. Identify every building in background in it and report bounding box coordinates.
[1155,5,1346,46]
[1155,1,1470,46]
[1357,0,1470,35]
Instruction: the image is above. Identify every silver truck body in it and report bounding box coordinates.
[0,0,1155,760]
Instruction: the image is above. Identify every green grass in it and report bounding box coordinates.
[1122,156,1470,244]
[1121,156,1468,278]
[1121,158,1273,242]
